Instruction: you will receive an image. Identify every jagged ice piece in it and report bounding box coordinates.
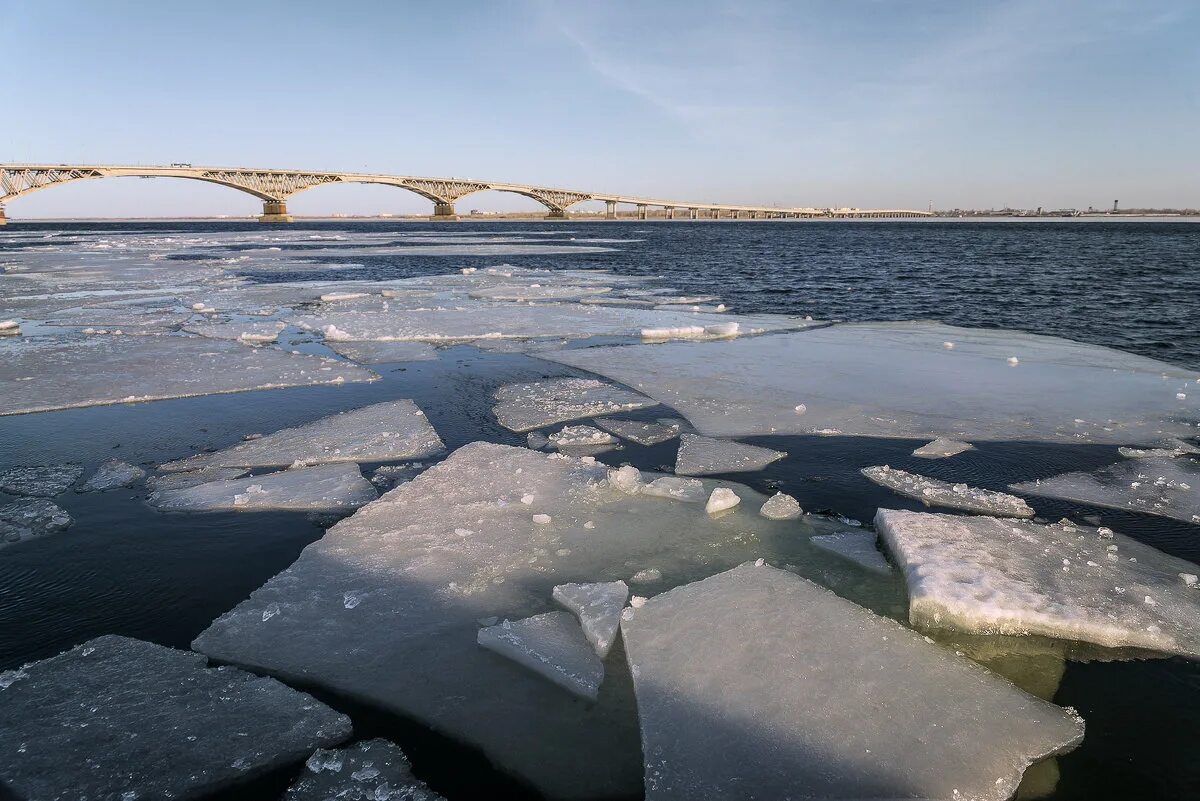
[674,434,785,476]
[493,377,658,433]
[863,465,1035,518]
[553,581,630,658]
[477,612,605,701]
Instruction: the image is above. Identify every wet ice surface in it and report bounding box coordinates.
[493,377,658,432]
[1012,455,1200,524]
[0,635,350,801]
[552,581,630,658]
[621,563,1084,801]
[0,464,82,496]
[326,339,439,364]
[913,437,975,458]
[162,399,444,471]
[80,459,146,491]
[876,509,1200,658]
[674,433,786,476]
[592,417,686,446]
[810,532,893,574]
[0,499,72,549]
[477,612,605,701]
[863,465,1036,517]
[286,738,445,801]
[148,463,378,513]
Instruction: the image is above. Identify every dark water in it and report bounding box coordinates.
[1,220,1199,801]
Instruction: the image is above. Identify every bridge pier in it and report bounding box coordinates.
[637,204,648,221]
[605,200,617,220]
[710,208,720,220]
[258,201,293,223]
[664,206,675,220]
[430,202,458,221]
[689,208,698,220]
[544,208,567,220]
[0,206,6,226]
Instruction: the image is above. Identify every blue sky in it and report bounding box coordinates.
[5,0,1198,216]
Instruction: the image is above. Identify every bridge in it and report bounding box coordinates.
[0,164,932,224]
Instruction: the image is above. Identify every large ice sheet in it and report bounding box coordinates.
[876,509,1200,657]
[494,377,658,432]
[0,499,72,549]
[0,335,378,416]
[0,635,350,801]
[863,465,1035,518]
[162,400,444,471]
[149,463,377,512]
[545,322,1200,444]
[477,612,605,700]
[326,340,439,364]
[193,442,854,800]
[620,563,1084,801]
[674,434,786,476]
[1012,455,1200,524]
[286,739,445,801]
[553,581,630,658]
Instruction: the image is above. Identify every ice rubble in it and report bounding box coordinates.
[674,434,786,476]
[326,339,439,364]
[148,464,377,513]
[193,442,850,800]
[912,437,975,458]
[548,425,620,454]
[641,476,707,503]
[0,335,378,416]
[0,464,82,497]
[863,465,1035,518]
[544,321,1200,444]
[80,459,146,491]
[0,635,350,801]
[810,532,893,574]
[758,491,802,520]
[0,499,73,549]
[493,377,658,432]
[620,563,1084,801]
[285,739,445,801]
[553,581,630,658]
[1011,455,1200,524]
[876,509,1200,658]
[161,400,444,471]
[477,612,606,701]
[593,417,687,446]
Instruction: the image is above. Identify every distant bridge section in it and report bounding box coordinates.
[0,164,932,223]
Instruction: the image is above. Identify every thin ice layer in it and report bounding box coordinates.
[493,377,658,432]
[1012,455,1200,524]
[674,434,785,476]
[0,335,377,416]
[0,499,72,549]
[148,464,377,512]
[81,460,146,491]
[876,509,1200,658]
[286,739,445,801]
[620,563,1083,801]
[326,340,439,365]
[0,635,350,801]
[477,612,605,700]
[553,581,630,658]
[863,465,1035,518]
[161,400,444,471]
[593,417,686,446]
[0,464,82,497]
[544,321,1200,444]
[810,532,892,574]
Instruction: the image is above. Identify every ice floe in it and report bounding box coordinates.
[674,434,786,476]
[912,437,975,458]
[1012,455,1200,524]
[493,377,658,432]
[0,499,73,549]
[620,563,1084,801]
[477,612,605,700]
[758,491,802,520]
[863,465,1035,518]
[326,339,439,364]
[286,739,445,801]
[592,417,687,446]
[80,459,146,491]
[876,509,1200,658]
[810,532,893,574]
[149,463,377,512]
[0,464,82,497]
[553,581,630,658]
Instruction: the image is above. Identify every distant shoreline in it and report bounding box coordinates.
[5,214,1200,223]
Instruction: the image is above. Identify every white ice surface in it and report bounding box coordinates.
[674,434,785,476]
[810,532,893,574]
[1012,455,1200,524]
[81,460,146,491]
[705,487,741,514]
[863,465,1035,518]
[478,612,605,700]
[553,581,630,658]
[148,463,377,513]
[494,378,658,432]
[912,437,976,458]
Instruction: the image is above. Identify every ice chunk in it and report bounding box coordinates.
[607,465,643,494]
[758,492,802,520]
[146,466,250,492]
[544,321,1200,444]
[81,459,146,491]
[0,464,82,497]
[863,465,1035,518]
[1012,455,1200,525]
[184,319,286,343]
[149,463,377,512]
[641,476,706,502]
[478,612,605,700]
[876,509,1200,657]
[553,581,630,658]
[285,738,445,801]
[0,499,73,549]
[161,400,444,471]
[912,437,975,458]
[593,417,686,446]
[526,431,550,450]
[493,377,658,432]
[705,487,741,514]
[810,532,892,574]
[674,434,785,476]
[620,563,1084,801]
[0,635,349,800]
[548,425,620,452]
[326,340,439,365]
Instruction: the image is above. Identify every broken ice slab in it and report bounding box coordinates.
[674,434,786,476]
[876,509,1200,658]
[548,425,620,455]
[493,377,658,432]
[326,339,439,364]
[758,492,802,520]
[553,581,630,658]
[0,499,72,549]
[1011,455,1200,525]
[285,738,445,801]
[0,635,350,801]
[161,400,445,472]
[193,442,854,800]
[0,464,82,497]
[544,321,1200,444]
[912,437,975,458]
[146,466,250,493]
[80,459,146,491]
[641,476,707,503]
[863,465,1035,518]
[478,612,605,701]
[148,463,377,513]
[810,532,892,574]
[620,563,1084,801]
[0,335,378,416]
[593,417,687,446]
[183,319,286,342]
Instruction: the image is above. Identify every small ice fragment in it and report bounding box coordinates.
[553,581,629,658]
[532,514,552,525]
[759,492,802,520]
[1181,573,1198,587]
[477,612,604,701]
[705,487,741,515]
[943,341,955,349]
[607,465,643,494]
[793,404,807,415]
[1007,356,1020,366]
[630,568,662,584]
[521,494,535,505]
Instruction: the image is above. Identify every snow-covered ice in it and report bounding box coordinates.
[477,612,605,700]
[285,739,445,801]
[326,339,439,364]
[81,459,146,491]
[548,425,620,454]
[553,581,630,658]
[0,499,73,549]
[863,465,1035,517]
[758,492,802,520]
[0,635,350,801]
[1012,455,1200,525]
[493,377,658,432]
[149,463,377,513]
[876,509,1200,658]
[620,563,1084,801]
[674,434,785,476]
[705,487,741,514]
[592,417,687,446]
[912,437,976,458]
[810,532,893,574]
[0,464,82,497]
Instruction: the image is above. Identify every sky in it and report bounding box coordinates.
[4,0,1198,217]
